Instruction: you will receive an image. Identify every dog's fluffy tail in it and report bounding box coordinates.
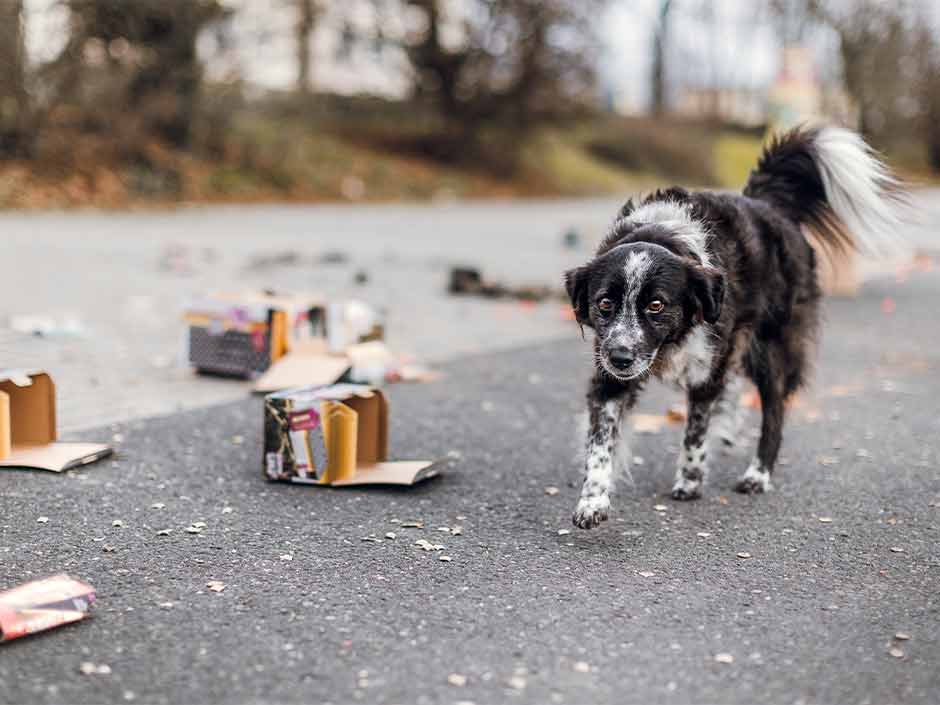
[743,125,906,255]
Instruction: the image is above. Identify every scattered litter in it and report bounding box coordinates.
[439,555,452,562]
[637,571,655,578]
[448,266,562,303]
[36,516,49,524]
[665,406,686,423]
[889,546,905,553]
[0,575,96,643]
[150,503,165,510]
[155,529,173,536]
[856,449,872,460]
[8,313,86,339]
[158,602,174,609]
[447,673,467,687]
[506,675,527,690]
[889,647,904,659]
[818,517,833,523]
[79,662,111,676]
[385,532,397,540]
[231,435,244,445]
[221,507,233,514]
[818,456,839,466]
[717,496,729,505]
[895,632,911,641]
[112,520,124,528]
[573,661,591,673]
[557,529,571,536]
[696,532,711,538]
[736,552,752,559]
[279,554,293,561]
[714,653,734,664]
[436,526,463,536]
[654,504,667,512]
[400,521,424,529]
[353,270,370,286]
[415,539,445,552]
[361,536,383,543]
[185,526,203,535]
[881,297,896,315]
[206,581,225,593]
[102,546,115,553]
[544,486,560,496]
[631,414,666,434]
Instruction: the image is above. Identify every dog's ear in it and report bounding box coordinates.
[564,265,592,334]
[688,265,725,324]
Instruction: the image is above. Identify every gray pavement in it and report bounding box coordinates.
[1,261,939,704]
[1,190,938,432]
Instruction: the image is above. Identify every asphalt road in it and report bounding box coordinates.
[2,262,939,704]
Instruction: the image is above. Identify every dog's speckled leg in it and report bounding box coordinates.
[671,394,715,500]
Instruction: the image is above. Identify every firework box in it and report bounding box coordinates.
[263,384,438,486]
[0,574,96,642]
[0,370,112,472]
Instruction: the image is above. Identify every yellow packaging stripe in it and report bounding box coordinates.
[321,401,358,484]
[0,390,10,460]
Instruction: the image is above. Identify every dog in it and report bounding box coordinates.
[565,126,905,529]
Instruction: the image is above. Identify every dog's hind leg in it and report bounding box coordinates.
[572,375,638,529]
[736,345,786,494]
[708,374,747,449]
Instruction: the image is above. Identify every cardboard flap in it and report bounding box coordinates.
[253,354,350,394]
[0,372,56,446]
[329,461,439,486]
[0,443,112,473]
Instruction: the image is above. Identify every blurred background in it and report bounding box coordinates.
[2,0,940,432]
[1,0,939,208]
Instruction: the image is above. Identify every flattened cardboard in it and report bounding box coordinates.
[263,384,437,487]
[0,574,96,642]
[252,341,350,394]
[0,370,112,472]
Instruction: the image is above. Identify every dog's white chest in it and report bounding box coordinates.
[659,326,714,389]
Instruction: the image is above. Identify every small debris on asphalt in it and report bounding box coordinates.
[818,456,839,466]
[206,581,225,593]
[557,529,571,536]
[102,546,115,553]
[889,647,904,659]
[889,547,905,553]
[736,552,752,559]
[544,486,560,496]
[714,653,734,664]
[447,673,467,687]
[507,675,527,690]
[361,535,383,543]
[415,539,445,552]
[156,529,173,536]
[112,520,124,528]
[185,526,203,534]
[385,532,397,540]
[150,503,165,509]
[573,661,591,673]
[37,516,49,524]
[221,507,234,514]
[697,532,711,538]
[158,602,174,609]
[654,504,667,512]
[818,517,833,523]
[637,571,655,578]
[895,632,912,641]
[279,554,293,561]
[79,662,111,676]
[400,521,424,528]
[231,435,244,445]
[439,555,452,562]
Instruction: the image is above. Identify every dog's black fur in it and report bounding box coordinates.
[565,126,903,529]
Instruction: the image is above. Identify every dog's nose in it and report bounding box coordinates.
[608,347,634,370]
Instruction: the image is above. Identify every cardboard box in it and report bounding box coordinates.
[184,292,383,391]
[0,574,96,642]
[0,370,112,472]
[263,384,438,486]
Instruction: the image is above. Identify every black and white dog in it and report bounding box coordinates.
[565,126,904,529]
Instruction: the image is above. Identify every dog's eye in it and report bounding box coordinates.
[646,300,665,314]
[597,298,614,313]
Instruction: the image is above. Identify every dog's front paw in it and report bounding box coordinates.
[735,463,772,494]
[572,495,610,529]
[671,477,702,501]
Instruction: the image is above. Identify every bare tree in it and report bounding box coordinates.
[296,0,316,96]
[650,0,674,117]
[0,0,28,156]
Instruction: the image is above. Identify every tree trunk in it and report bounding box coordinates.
[650,0,672,117]
[297,0,315,96]
[0,0,28,156]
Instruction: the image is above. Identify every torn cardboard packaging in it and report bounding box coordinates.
[0,574,96,643]
[183,292,384,392]
[263,384,438,486]
[0,370,112,472]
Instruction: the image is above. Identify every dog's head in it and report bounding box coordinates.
[564,240,724,381]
